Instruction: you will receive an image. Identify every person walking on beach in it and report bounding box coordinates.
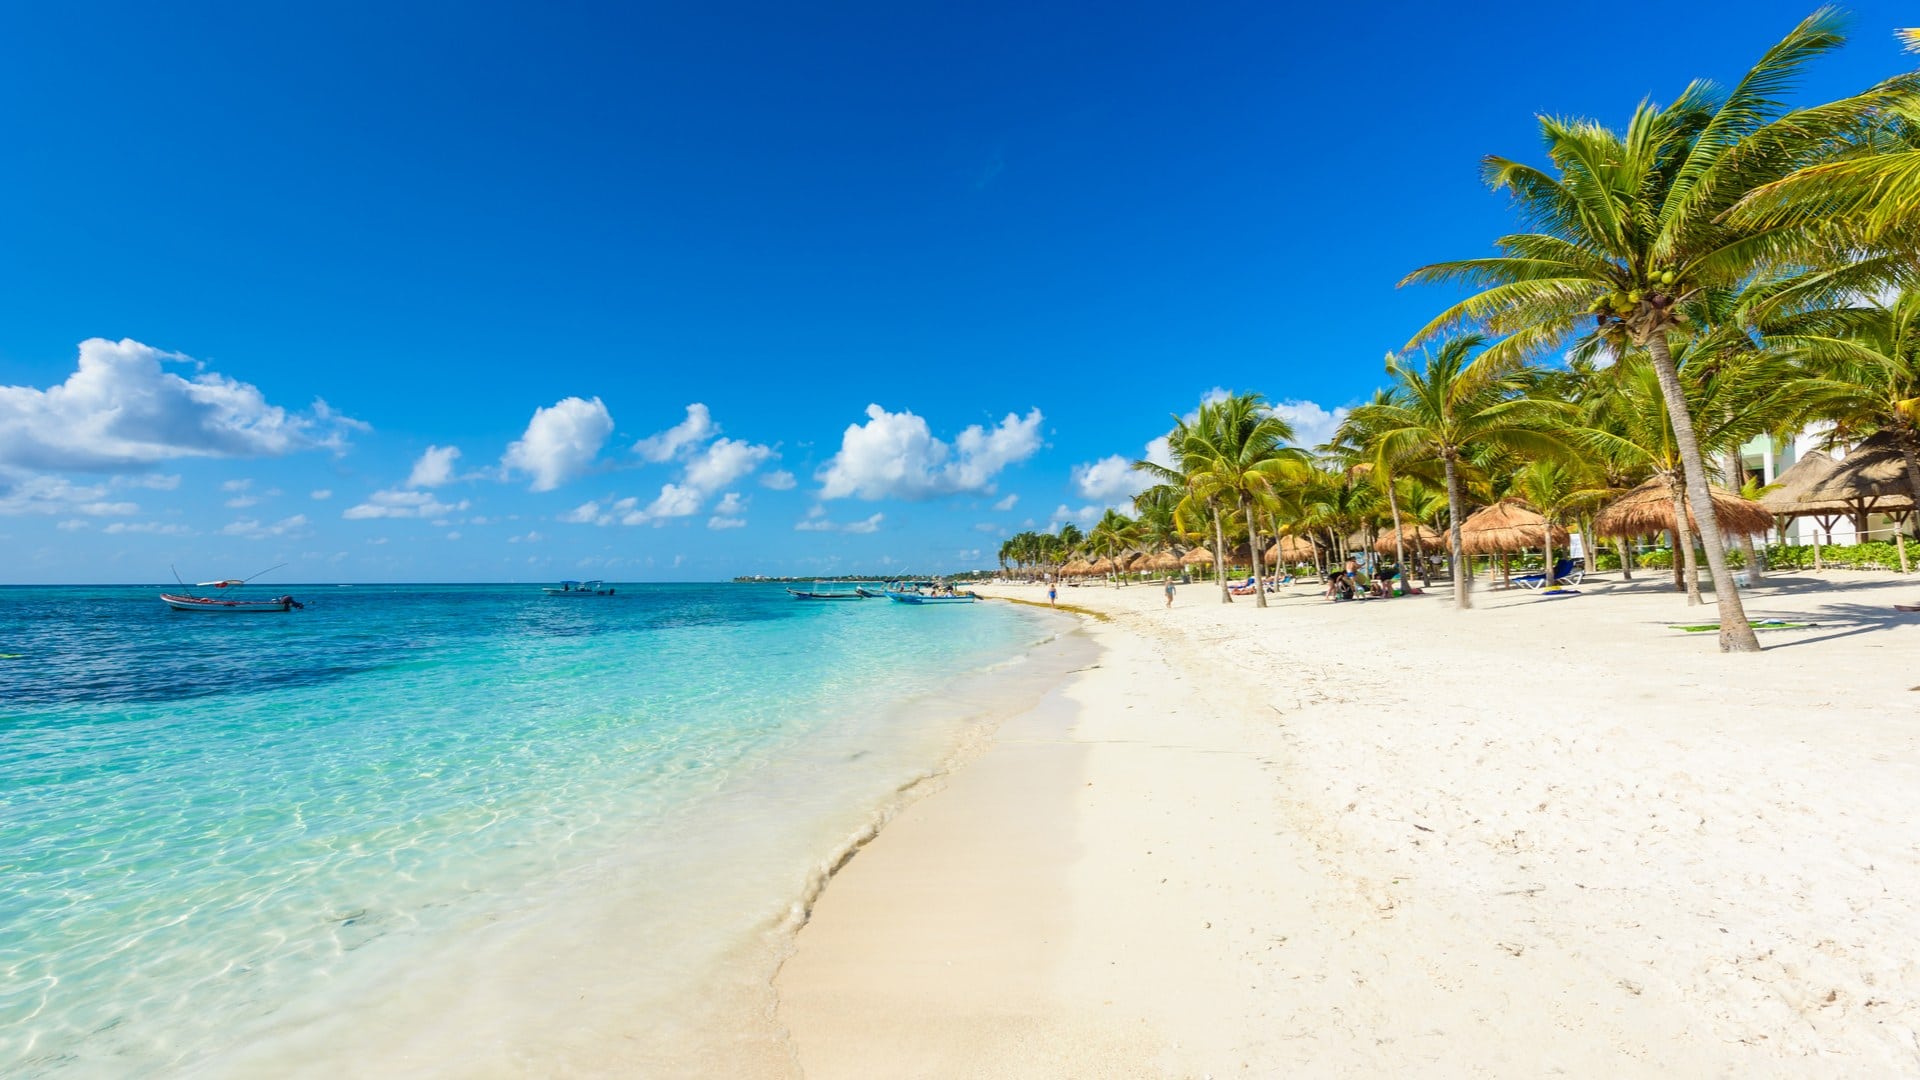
[1164,578,1176,607]
[1048,583,1057,607]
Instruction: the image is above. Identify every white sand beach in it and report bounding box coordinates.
[775,571,1920,1077]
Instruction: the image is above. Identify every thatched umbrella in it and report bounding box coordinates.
[1458,501,1568,554]
[1759,450,1851,569]
[1147,551,1183,572]
[1180,546,1215,566]
[1061,559,1092,577]
[1592,477,1773,538]
[1086,556,1117,575]
[1372,523,1442,556]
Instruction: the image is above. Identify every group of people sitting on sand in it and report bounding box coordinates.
[1323,557,1418,601]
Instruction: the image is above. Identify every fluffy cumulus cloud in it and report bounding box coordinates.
[0,338,365,471]
[993,494,1018,511]
[0,474,139,517]
[684,437,775,492]
[342,489,472,520]
[1070,454,1145,501]
[708,492,748,529]
[759,470,796,491]
[634,404,717,463]
[817,405,1043,501]
[1271,400,1350,451]
[1050,503,1102,528]
[563,405,778,527]
[796,512,884,534]
[501,396,613,491]
[311,489,333,500]
[407,444,463,488]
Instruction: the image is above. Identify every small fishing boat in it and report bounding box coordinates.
[855,586,888,598]
[883,580,977,604]
[160,591,301,613]
[543,580,618,596]
[786,586,865,600]
[160,566,302,613]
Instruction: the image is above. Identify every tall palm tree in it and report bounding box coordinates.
[1172,394,1303,607]
[1087,509,1142,586]
[1348,335,1568,610]
[1399,10,1915,650]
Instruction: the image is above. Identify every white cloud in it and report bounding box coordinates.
[993,493,1018,511]
[560,501,604,525]
[708,491,748,529]
[1050,504,1102,528]
[343,489,471,520]
[796,512,884,534]
[221,479,252,492]
[508,530,543,543]
[634,403,716,462]
[629,483,703,524]
[501,396,613,491]
[817,405,1043,500]
[0,338,364,470]
[225,496,258,508]
[684,437,774,492]
[760,470,796,490]
[1271,400,1349,451]
[407,444,462,488]
[119,474,181,491]
[311,489,333,500]
[973,522,1003,534]
[1070,454,1144,501]
[103,520,193,536]
[221,514,310,540]
[0,474,138,517]
[1143,435,1175,470]
[446,531,462,540]
[56,518,88,530]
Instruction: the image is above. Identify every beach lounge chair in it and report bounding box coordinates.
[1513,558,1581,590]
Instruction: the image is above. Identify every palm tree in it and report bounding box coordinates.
[1777,288,1920,571]
[1348,335,1567,610]
[1087,509,1142,586]
[1398,10,1917,650]
[1171,394,1303,607]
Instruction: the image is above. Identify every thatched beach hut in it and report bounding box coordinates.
[1180,546,1215,566]
[1372,523,1442,556]
[1592,477,1773,538]
[1800,432,1917,572]
[1458,501,1568,554]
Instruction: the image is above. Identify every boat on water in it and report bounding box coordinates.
[160,565,302,613]
[855,586,888,598]
[543,580,618,596]
[883,580,977,604]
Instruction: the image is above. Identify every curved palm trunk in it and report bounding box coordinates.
[1725,449,1764,583]
[1646,333,1759,651]
[1668,479,1702,605]
[1894,427,1920,574]
[1385,479,1408,587]
[1444,453,1470,611]
[1542,522,1556,586]
[1241,496,1268,608]
[1211,505,1230,604]
[1579,515,1599,575]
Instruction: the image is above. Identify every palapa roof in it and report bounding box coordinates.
[1372,523,1443,555]
[1147,551,1184,571]
[1086,556,1118,573]
[1758,449,1848,518]
[1180,546,1216,566]
[1800,431,1917,511]
[1060,559,1092,575]
[1591,477,1773,538]
[1458,500,1569,555]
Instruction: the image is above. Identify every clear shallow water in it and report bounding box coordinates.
[0,584,1060,1076]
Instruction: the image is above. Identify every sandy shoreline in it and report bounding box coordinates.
[774,571,1920,1076]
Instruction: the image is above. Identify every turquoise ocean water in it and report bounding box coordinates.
[0,583,1064,1075]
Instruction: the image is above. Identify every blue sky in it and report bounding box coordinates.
[1,2,1912,582]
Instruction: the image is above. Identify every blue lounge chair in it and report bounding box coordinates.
[1514,558,1581,590]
